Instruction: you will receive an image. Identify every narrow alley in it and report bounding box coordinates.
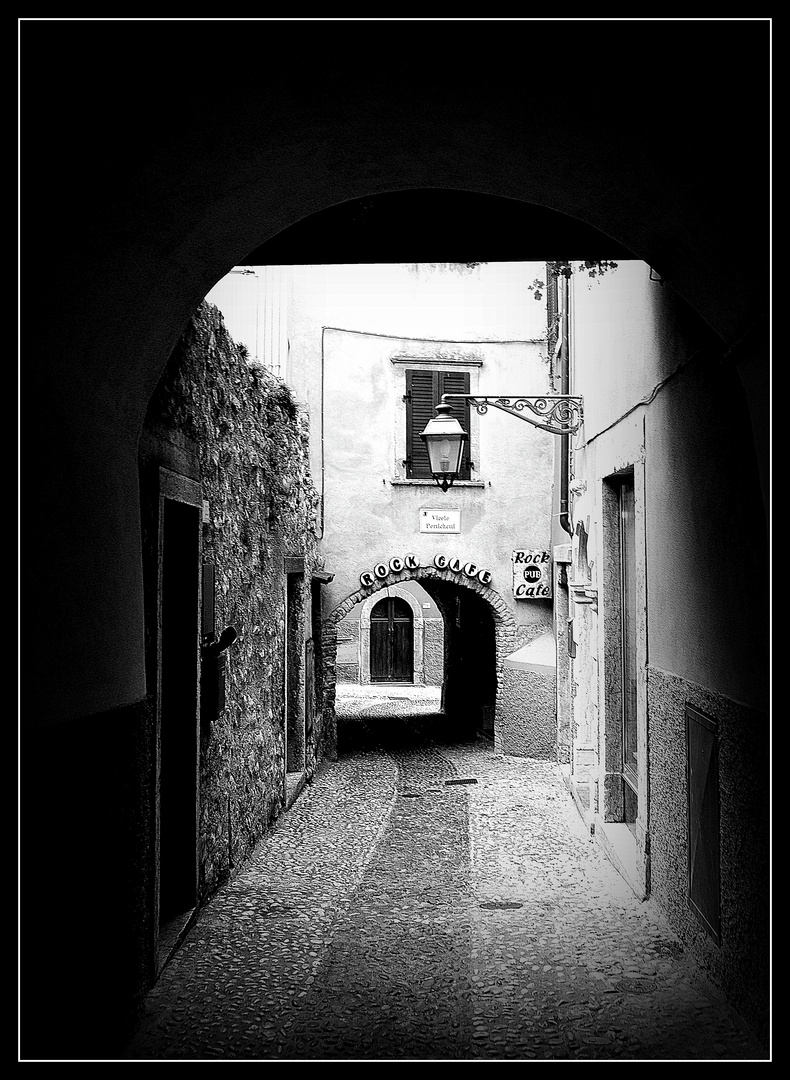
[123,687,764,1061]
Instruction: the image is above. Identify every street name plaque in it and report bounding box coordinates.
[420,508,461,534]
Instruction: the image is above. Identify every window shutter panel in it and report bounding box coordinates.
[406,370,437,478]
[438,370,471,478]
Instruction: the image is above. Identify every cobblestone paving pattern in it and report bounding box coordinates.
[125,695,766,1061]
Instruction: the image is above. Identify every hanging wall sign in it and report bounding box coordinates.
[360,553,491,588]
[512,549,552,599]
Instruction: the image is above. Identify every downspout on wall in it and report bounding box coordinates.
[552,268,577,779]
[558,272,573,539]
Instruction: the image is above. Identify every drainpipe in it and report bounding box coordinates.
[558,273,573,538]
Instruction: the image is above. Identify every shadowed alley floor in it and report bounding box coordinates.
[123,686,766,1061]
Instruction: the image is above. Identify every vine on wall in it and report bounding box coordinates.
[528,259,619,301]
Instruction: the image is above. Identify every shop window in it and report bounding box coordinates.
[405,369,471,480]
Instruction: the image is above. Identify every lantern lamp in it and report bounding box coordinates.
[419,401,469,492]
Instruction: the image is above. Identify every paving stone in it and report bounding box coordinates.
[123,692,767,1061]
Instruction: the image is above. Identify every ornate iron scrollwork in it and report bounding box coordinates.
[442,394,583,435]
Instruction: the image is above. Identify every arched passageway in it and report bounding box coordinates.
[328,568,521,750]
[418,580,498,741]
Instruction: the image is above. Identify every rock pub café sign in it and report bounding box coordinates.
[512,549,552,599]
[360,553,492,588]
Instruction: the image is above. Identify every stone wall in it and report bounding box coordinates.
[144,301,327,899]
[423,619,444,686]
[497,667,557,758]
[335,619,360,682]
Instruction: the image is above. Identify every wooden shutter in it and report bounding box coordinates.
[438,370,471,479]
[406,370,437,478]
[406,369,471,479]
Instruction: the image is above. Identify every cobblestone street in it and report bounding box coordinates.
[124,687,767,1061]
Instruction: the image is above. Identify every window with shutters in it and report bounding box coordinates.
[405,369,472,480]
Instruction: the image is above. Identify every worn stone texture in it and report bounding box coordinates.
[145,302,328,900]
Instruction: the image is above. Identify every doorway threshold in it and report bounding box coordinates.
[594,819,647,900]
[157,907,196,976]
[285,770,306,810]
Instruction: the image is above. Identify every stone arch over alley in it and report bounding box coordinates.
[326,565,550,752]
[24,23,768,738]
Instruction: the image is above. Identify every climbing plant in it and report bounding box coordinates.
[528,259,619,300]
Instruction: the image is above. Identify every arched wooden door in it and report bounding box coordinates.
[370,596,414,683]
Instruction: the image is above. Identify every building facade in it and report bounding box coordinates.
[551,263,769,1043]
[209,261,562,754]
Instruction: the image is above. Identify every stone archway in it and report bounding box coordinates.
[24,22,769,733]
[326,565,529,746]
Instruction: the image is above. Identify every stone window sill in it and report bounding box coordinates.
[390,478,486,488]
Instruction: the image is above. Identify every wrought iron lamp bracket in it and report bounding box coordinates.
[442,394,583,436]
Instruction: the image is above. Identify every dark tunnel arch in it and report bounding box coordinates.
[19,22,771,1060]
[23,19,769,729]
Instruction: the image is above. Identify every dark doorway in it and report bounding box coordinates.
[617,474,638,833]
[159,497,201,927]
[286,571,305,774]
[445,589,497,738]
[370,596,414,683]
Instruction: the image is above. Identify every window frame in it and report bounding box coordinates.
[405,369,473,481]
[390,356,484,486]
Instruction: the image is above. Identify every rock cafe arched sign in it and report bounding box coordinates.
[359,553,492,589]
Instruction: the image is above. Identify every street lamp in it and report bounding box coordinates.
[419,400,469,492]
[420,393,584,492]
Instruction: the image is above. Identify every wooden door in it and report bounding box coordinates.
[370,597,413,682]
[159,495,200,924]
